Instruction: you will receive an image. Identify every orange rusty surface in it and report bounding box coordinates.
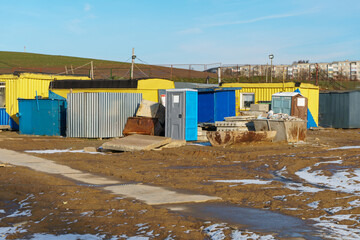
[207,131,275,147]
[123,117,162,136]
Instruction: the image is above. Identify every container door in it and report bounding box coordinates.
[291,96,308,120]
[272,96,291,115]
[165,91,185,140]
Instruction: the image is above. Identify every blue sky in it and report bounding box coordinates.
[0,0,359,65]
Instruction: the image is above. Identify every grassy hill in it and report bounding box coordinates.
[0,51,215,81]
[0,51,129,68]
[0,51,359,89]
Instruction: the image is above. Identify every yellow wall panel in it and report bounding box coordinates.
[2,73,91,125]
[51,78,175,103]
[222,82,319,125]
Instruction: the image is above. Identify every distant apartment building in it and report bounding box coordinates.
[217,60,360,81]
[289,60,360,80]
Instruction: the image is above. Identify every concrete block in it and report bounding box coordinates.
[250,104,269,112]
[136,100,165,125]
[102,134,172,151]
[83,147,98,153]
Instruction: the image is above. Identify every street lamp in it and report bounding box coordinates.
[269,54,274,83]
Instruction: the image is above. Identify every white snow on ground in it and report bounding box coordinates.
[308,201,320,209]
[0,227,27,239]
[273,166,324,193]
[210,179,272,185]
[284,182,324,193]
[203,224,227,240]
[0,210,5,214]
[296,167,360,195]
[126,237,150,240]
[27,234,118,240]
[348,199,360,207]
[328,146,360,150]
[323,207,343,214]
[311,214,360,240]
[231,230,275,240]
[203,223,275,240]
[0,195,34,239]
[24,149,103,155]
[314,160,343,166]
[277,166,287,176]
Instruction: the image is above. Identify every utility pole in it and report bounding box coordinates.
[218,67,222,85]
[71,65,74,74]
[131,48,136,80]
[269,54,274,83]
[170,65,173,80]
[265,63,268,83]
[90,61,94,80]
[315,63,319,86]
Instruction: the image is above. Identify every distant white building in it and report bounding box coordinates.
[217,60,360,80]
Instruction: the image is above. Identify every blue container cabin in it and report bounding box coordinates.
[17,98,67,136]
[197,88,236,123]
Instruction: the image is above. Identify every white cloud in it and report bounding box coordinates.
[177,27,203,35]
[84,3,91,12]
[204,8,317,27]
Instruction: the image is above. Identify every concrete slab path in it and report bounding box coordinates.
[0,149,220,205]
[102,134,172,151]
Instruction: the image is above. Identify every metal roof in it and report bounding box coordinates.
[272,92,302,97]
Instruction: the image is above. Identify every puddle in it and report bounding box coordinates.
[189,142,211,147]
[165,203,321,239]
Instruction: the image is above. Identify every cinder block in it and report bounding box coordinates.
[250,104,269,112]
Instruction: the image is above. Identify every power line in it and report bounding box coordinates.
[135,64,149,77]
[56,62,92,75]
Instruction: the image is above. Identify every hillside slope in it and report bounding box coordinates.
[0,51,214,81]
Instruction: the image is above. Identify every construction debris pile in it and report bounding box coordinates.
[257,110,305,121]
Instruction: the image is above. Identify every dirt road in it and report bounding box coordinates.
[0,129,360,239]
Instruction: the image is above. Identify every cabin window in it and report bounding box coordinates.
[240,93,255,110]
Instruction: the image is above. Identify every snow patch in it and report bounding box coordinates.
[210,179,272,185]
[314,160,343,166]
[231,230,275,240]
[307,201,320,209]
[312,214,360,239]
[329,146,360,150]
[285,182,324,193]
[29,234,119,240]
[25,149,103,155]
[349,199,360,208]
[296,167,360,195]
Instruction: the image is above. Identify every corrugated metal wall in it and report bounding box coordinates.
[0,108,8,125]
[319,91,360,128]
[0,73,90,129]
[67,92,142,138]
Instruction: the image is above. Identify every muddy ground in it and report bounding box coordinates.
[0,129,360,239]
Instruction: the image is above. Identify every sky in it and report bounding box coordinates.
[0,0,359,66]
